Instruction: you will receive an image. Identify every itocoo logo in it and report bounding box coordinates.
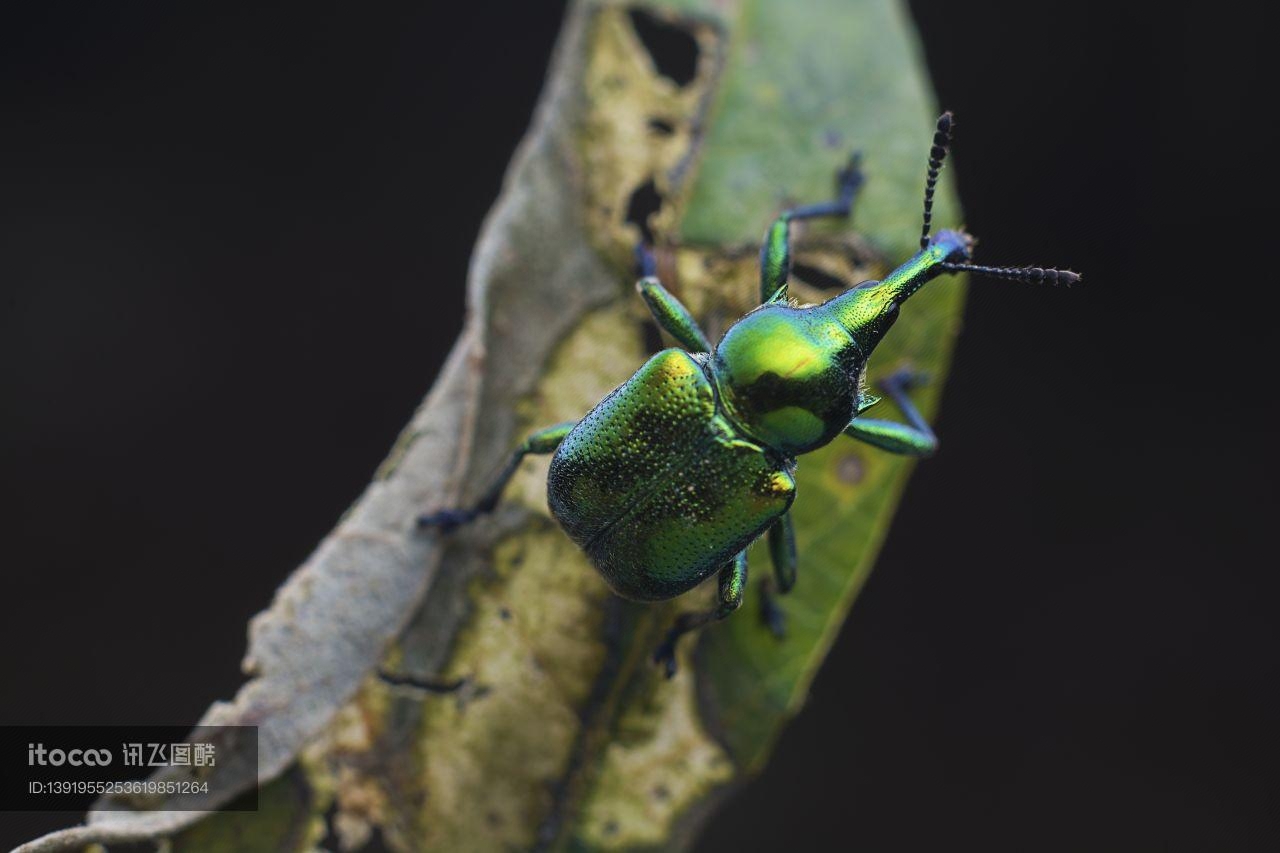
[28,743,112,766]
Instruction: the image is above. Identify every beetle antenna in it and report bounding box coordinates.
[919,111,954,250]
[940,262,1081,286]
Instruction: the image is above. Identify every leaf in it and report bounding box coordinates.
[680,0,966,774]
[12,1,963,851]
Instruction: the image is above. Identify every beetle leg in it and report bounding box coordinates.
[759,511,797,638]
[635,271,712,354]
[759,151,866,304]
[652,549,748,679]
[376,670,467,694]
[842,367,938,457]
[417,421,577,532]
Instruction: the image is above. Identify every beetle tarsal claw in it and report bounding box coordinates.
[759,581,789,640]
[416,508,475,532]
[652,637,680,679]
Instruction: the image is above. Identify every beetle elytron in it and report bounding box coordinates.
[420,113,1078,676]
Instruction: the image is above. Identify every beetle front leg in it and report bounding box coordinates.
[652,549,748,679]
[760,151,866,304]
[635,243,712,352]
[417,421,577,532]
[843,368,938,457]
[759,511,797,639]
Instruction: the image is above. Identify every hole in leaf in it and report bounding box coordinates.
[319,802,394,852]
[648,116,676,136]
[625,178,663,243]
[837,453,865,485]
[792,262,849,292]
[627,8,700,87]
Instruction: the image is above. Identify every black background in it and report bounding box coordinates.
[2,1,1274,850]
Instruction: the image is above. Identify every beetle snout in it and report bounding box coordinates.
[931,228,973,264]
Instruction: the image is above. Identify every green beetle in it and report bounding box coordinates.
[420,113,1077,676]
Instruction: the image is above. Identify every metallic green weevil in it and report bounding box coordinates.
[420,113,1078,677]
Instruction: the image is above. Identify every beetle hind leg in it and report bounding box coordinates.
[417,421,576,532]
[653,549,748,679]
[759,511,797,639]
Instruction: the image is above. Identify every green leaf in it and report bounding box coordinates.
[678,0,966,773]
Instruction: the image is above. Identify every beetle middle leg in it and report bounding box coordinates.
[759,511,797,639]
[634,243,712,353]
[760,151,866,304]
[418,421,577,532]
[653,549,748,678]
[843,368,938,457]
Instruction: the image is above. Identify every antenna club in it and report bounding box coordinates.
[931,112,954,157]
[919,110,956,250]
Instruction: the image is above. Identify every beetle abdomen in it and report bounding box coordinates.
[548,348,795,602]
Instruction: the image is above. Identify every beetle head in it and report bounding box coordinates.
[828,112,1078,355]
